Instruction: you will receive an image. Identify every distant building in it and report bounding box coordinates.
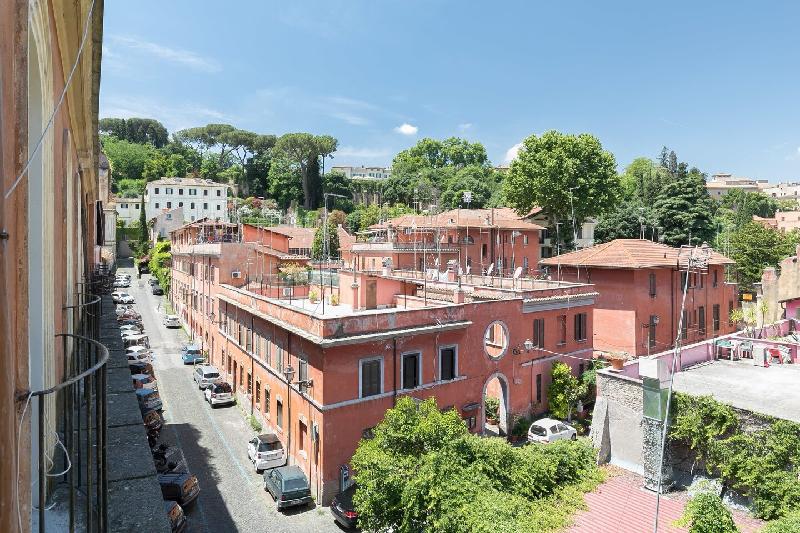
[541,239,739,357]
[752,210,800,233]
[706,173,770,199]
[116,197,143,225]
[99,153,118,267]
[331,165,391,180]
[145,177,229,222]
[763,182,800,201]
[525,207,597,257]
[150,207,184,244]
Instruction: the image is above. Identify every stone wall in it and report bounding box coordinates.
[591,370,644,473]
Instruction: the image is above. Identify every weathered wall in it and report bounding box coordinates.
[592,371,644,473]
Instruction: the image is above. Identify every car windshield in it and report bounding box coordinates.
[204,372,219,379]
[529,425,547,436]
[258,441,281,452]
[215,383,232,393]
[283,478,308,492]
[186,348,201,355]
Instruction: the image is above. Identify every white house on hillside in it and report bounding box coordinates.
[145,177,229,222]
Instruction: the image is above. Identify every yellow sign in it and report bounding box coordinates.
[742,293,753,301]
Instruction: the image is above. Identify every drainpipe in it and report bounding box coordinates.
[250,314,255,415]
[392,338,398,406]
[671,268,675,350]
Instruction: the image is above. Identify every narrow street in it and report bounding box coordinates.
[120,265,342,533]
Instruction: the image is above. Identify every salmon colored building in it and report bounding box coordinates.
[541,239,739,357]
[170,227,598,503]
[345,208,544,277]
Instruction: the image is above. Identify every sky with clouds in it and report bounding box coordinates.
[101,0,800,181]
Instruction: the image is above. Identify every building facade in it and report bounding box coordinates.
[116,196,143,225]
[752,211,800,233]
[145,177,229,222]
[541,239,739,357]
[170,226,597,504]
[346,208,543,276]
[0,0,104,529]
[331,165,391,180]
[706,173,770,199]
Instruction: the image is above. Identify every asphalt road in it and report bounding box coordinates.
[120,266,343,533]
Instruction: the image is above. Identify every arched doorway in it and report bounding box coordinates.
[482,373,510,437]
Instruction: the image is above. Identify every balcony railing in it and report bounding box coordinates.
[18,292,109,533]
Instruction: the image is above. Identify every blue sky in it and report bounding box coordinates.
[101,1,800,181]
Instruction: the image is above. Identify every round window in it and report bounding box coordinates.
[484,320,509,359]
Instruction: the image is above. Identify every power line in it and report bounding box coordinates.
[4,0,98,201]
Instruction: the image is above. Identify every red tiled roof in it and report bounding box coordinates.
[266,226,315,249]
[372,207,544,231]
[540,239,734,269]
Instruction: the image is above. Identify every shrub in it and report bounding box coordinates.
[763,511,800,533]
[677,492,738,533]
[247,415,262,432]
[484,397,499,421]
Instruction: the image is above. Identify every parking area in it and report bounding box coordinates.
[118,265,343,533]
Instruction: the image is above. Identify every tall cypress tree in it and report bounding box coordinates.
[138,191,149,254]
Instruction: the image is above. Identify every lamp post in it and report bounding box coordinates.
[568,186,578,250]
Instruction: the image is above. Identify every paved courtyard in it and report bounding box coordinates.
[672,358,800,422]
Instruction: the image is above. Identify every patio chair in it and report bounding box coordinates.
[739,341,753,359]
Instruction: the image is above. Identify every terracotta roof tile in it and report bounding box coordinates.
[540,239,734,269]
[267,226,315,249]
[372,208,544,231]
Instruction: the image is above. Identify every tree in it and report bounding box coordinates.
[99,117,168,147]
[548,362,587,421]
[322,171,354,212]
[730,222,795,288]
[137,191,149,253]
[653,169,715,246]
[274,133,338,210]
[594,199,654,243]
[142,153,190,181]
[504,131,619,247]
[619,157,672,201]
[438,165,503,209]
[266,157,303,209]
[311,221,341,260]
[101,135,156,181]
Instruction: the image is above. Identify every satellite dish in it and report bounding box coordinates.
[513,267,523,279]
[487,263,495,276]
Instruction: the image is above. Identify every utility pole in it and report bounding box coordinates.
[569,186,578,250]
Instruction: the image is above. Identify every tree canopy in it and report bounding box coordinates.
[729,221,800,288]
[274,133,338,210]
[311,221,341,260]
[652,169,715,246]
[351,397,602,533]
[99,117,169,147]
[504,130,619,229]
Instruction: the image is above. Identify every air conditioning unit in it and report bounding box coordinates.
[231,271,242,279]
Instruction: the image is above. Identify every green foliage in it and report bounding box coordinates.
[311,221,340,260]
[247,415,263,432]
[670,393,800,520]
[142,153,190,181]
[548,362,588,421]
[652,169,715,246]
[718,189,780,227]
[594,198,653,243]
[148,240,171,292]
[267,157,303,209]
[114,178,146,198]
[763,510,800,532]
[101,135,156,182]
[504,131,619,242]
[321,171,354,212]
[344,203,414,234]
[100,117,169,147]
[676,492,738,533]
[484,396,500,421]
[729,221,799,288]
[351,397,601,533]
[669,393,739,458]
[138,192,148,247]
[274,133,338,209]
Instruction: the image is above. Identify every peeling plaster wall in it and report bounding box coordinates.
[592,371,644,473]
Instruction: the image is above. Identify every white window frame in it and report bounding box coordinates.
[438,344,458,381]
[400,351,422,390]
[358,356,384,398]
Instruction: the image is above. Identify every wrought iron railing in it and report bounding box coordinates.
[18,292,109,532]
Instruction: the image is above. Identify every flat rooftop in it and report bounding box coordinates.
[672,359,800,422]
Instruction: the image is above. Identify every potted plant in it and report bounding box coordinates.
[484,396,500,425]
[510,416,529,444]
[309,288,319,303]
[330,292,340,306]
[607,352,629,370]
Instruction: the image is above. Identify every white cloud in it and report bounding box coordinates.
[335,146,392,159]
[110,35,220,73]
[100,95,230,132]
[328,111,370,126]
[504,142,524,164]
[394,123,418,135]
[458,123,473,132]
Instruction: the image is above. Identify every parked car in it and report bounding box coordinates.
[120,324,142,335]
[192,365,220,389]
[129,360,154,376]
[113,279,130,288]
[143,408,163,432]
[158,472,200,507]
[331,484,359,529]
[527,418,577,444]
[149,277,159,286]
[113,292,135,304]
[204,381,235,408]
[263,466,313,510]
[163,315,181,328]
[115,304,135,316]
[132,373,158,391]
[152,285,164,295]
[126,345,153,359]
[136,388,163,412]
[247,433,285,472]
[124,334,150,349]
[182,345,204,365]
[164,501,187,533]
[117,316,142,327]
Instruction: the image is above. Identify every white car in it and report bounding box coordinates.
[115,304,135,316]
[527,418,577,444]
[193,365,221,390]
[126,345,152,357]
[113,292,134,304]
[163,315,181,328]
[247,433,285,472]
[126,346,153,363]
[204,382,235,407]
[120,324,142,335]
[120,329,141,339]
[113,279,130,288]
